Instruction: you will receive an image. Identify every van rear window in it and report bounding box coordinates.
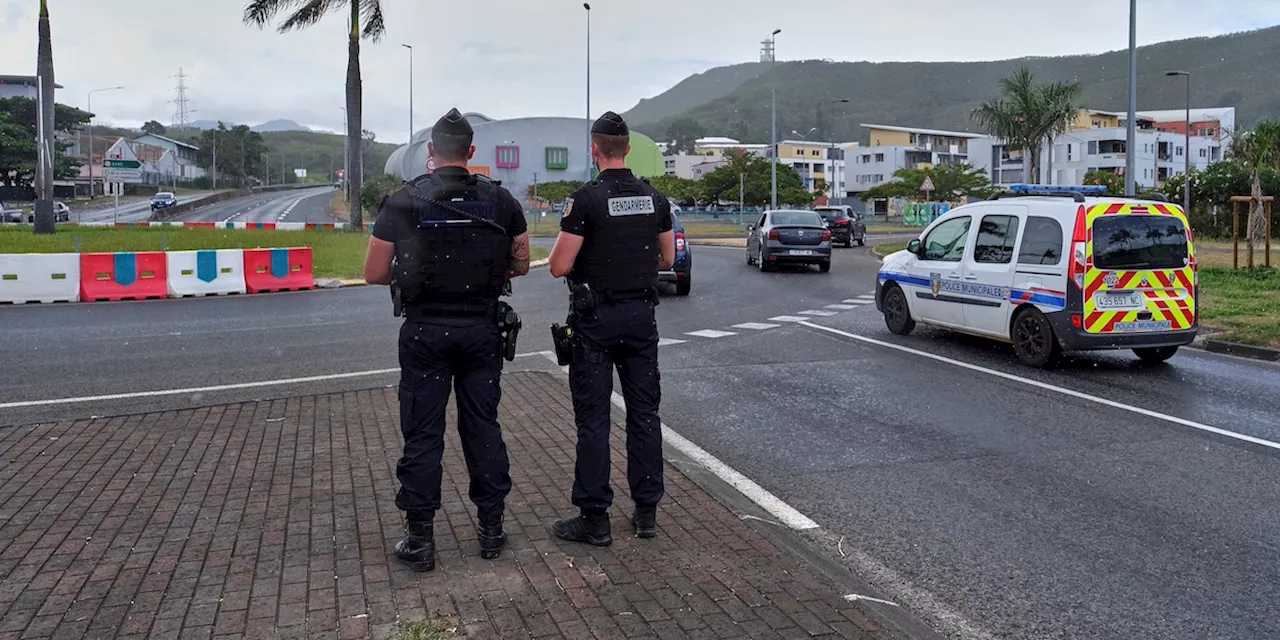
[1092,215,1189,270]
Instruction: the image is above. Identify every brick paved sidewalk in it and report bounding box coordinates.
[0,372,889,640]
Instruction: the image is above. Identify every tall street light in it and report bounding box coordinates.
[402,44,414,145]
[1167,70,1191,213]
[584,3,592,182]
[830,98,850,201]
[1125,0,1137,196]
[86,86,123,199]
[340,106,349,193]
[769,28,781,209]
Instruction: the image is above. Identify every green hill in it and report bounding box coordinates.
[628,25,1280,144]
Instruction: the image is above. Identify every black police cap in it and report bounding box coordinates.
[591,111,629,136]
[433,108,473,136]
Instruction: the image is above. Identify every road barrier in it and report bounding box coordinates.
[243,248,315,293]
[79,252,168,302]
[166,249,247,297]
[0,253,80,304]
[77,221,350,230]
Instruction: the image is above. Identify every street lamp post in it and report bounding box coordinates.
[402,44,414,146]
[1167,70,1192,213]
[340,107,349,194]
[1125,0,1137,196]
[584,3,592,182]
[86,86,123,199]
[830,98,850,202]
[769,28,781,209]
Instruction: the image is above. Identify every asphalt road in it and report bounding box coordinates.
[173,186,337,224]
[3,237,1280,639]
[73,191,219,224]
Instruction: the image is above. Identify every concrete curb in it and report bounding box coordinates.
[316,258,552,290]
[1201,339,1280,362]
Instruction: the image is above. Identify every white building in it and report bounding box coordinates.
[846,124,986,195]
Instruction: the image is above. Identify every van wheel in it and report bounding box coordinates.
[1133,346,1179,363]
[1011,308,1061,368]
[882,285,915,335]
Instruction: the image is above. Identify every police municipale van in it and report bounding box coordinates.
[876,185,1198,368]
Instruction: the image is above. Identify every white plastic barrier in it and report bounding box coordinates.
[275,222,307,231]
[165,249,247,297]
[0,254,81,303]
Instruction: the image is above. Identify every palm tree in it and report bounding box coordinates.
[971,68,1082,185]
[1229,118,1280,253]
[243,0,385,231]
[33,0,56,234]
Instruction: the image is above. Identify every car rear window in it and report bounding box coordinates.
[1092,215,1189,270]
[813,208,847,220]
[771,211,823,226]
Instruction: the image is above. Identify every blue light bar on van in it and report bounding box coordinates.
[1008,184,1108,195]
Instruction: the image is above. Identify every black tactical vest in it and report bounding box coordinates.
[395,172,511,319]
[572,171,661,293]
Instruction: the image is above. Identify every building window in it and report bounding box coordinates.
[811,149,820,156]
[545,146,569,170]
[875,153,885,162]
[1088,141,1098,155]
[909,133,918,144]
[1177,147,1183,157]
[496,145,520,169]
[862,154,871,163]
[1200,149,1208,158]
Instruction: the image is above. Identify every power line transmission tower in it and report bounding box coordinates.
[760,39,775,63]
[171,68,196,131]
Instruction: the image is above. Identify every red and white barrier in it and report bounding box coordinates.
[243,248,315,293]
[0,254,80,304]
[79,252,168,302]
[77,221,351,230]
[166,249,247,297]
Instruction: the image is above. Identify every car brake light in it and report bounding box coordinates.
[675,231,686,252]
[768,229,780,241]
[1069,205,1088,289]
[1070,314,1083,329]
[821,229,832,241]
[835,219,850,226]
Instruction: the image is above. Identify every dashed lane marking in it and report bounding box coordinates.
[769,316,810,323]
[799,310,839,317]
[825,304,858,310]
[857,294,876,299]
[732,322,782,330]
[658,338,687,346]
[685,329,737,339]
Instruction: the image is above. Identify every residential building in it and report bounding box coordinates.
[1141,107,1235,144]
[773,140,849,195]
[0,74,62,100]
[664,154,726,180]
[692,137,768,158]
[385,113,664,202]
[133,133,202,165]
[846,124,986,195]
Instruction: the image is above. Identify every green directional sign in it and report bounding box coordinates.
[103,159,141,169]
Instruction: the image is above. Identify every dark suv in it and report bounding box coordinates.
[151,192,178,210]
[814,206,866,247]
[658,210,692,295]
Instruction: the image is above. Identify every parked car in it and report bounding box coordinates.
[813,205,866,247]
[1,201,24,224]
[745,209,833,272]
[54,202,71,222]
[151,192,178,210]
[658,210,693,295]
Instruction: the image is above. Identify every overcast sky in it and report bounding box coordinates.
[3,0,1279,145]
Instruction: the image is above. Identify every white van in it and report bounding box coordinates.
[876,185,1198,367]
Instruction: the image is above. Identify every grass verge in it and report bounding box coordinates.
[389,619,456,640]
[873,241,909,258]
[1198,267,1280,347]
[0,226,547,280]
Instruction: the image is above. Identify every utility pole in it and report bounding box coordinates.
[768,29,782,209]
[212,132,218,190]
[1125,0,1137,197]
[402,44,414,144]
[739,172,746,224]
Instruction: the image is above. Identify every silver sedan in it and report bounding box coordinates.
[745,209,833,273]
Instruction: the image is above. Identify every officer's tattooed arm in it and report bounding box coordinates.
[508,233,531,277]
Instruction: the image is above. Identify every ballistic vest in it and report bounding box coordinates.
[571,169,662,294]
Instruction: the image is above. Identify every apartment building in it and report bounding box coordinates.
[846,124,985,194]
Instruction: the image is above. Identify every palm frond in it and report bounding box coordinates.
[278,0,341,33]
[244,0,300,26]
[361,0,386,41]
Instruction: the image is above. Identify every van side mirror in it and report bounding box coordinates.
[747,224,755,232]
[907,239,921,256]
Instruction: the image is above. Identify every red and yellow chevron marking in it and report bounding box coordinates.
[1082,201,1197,334]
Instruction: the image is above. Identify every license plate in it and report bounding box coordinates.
[1095,291,1144,309]
[1113,320,1173,332]
[790,250,814,256]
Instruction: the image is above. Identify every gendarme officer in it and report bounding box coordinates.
[548,111,676,545]
[363,107,532,572]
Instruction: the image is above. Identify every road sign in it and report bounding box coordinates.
[920,177,935,192]
[103,169,143,184]
[103,159,141,169]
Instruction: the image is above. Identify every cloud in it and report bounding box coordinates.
[1,0,1277,145]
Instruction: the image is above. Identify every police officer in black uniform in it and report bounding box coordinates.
[363,108,532,571]
[548,111,676,545]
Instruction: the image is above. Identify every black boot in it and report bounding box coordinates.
[393,520,436,572]
[552,512,612,546]
[632,505,657,539]
[478,512,506,560]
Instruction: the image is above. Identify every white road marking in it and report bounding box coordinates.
[769,315,810,323]
[825,304,858,310]
[842,299,861,303]
[799,310,839,317]
[799,321,1280,452]
[857,294,876,299]
[278,196,306,221]
[686,329,737,339]
[843,299,874,305]
[658,338,686,346]
[0,351,555,410]
[843,593,900,607]
[732,322,781,331]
